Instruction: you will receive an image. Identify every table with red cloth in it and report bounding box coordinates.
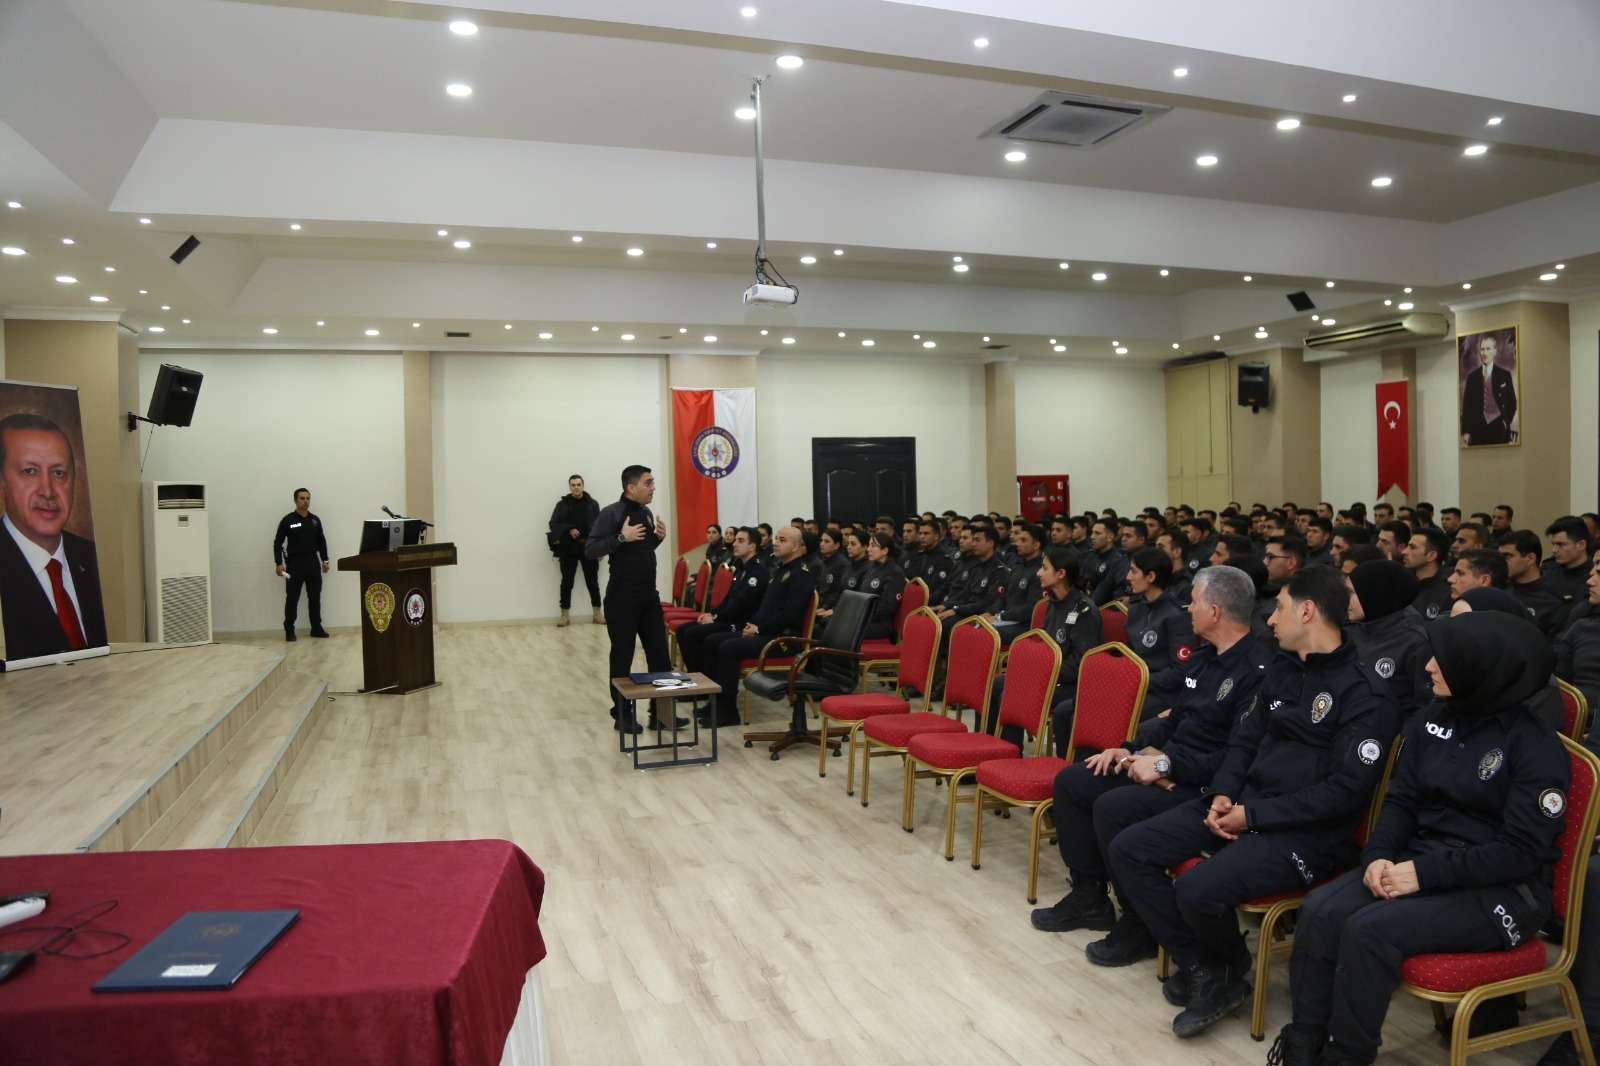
[0,838,547,1066]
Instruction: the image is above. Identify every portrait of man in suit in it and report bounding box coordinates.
[1459,328,1519,447]
[0,409,108,660]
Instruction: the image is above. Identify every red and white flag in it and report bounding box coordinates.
[1375,380,1410,498]
[671,387,758,550]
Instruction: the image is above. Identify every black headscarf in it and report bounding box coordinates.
[1348,559,1419,622]
[1428,612,1554,719]
[1457,586,1524,620]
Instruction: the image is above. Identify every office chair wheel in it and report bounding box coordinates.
[744,740,753,748]
[770,752,780,761]
[831,748,840,757]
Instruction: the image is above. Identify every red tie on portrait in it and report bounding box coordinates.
[46,557,88,650]
[1375,380,1410,498]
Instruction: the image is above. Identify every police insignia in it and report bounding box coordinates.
[1358,739,1382,765]
[1310,691,1334,723]
[1141,630,1158,648]
[364,581,395,634]
[1540,788,1566,818]
[1216,677,1234,701]
[748,577,758,586]
[1374,657,1395,679]
[1478,748,1504,780]
[781,572,790,582]
[1055,627,1068,643]
[870,578,880,589]
[1425,604,1441,619]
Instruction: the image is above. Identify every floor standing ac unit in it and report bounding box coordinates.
[144,481,213,643]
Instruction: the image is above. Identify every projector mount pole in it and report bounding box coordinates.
[751,76,772,282]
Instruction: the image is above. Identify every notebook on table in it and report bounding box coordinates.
[93,910,299,992]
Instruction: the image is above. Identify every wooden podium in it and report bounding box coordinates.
[337,543,457,694]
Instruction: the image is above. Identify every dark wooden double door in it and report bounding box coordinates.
[811,437,917,523]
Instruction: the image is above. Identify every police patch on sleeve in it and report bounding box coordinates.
[1478,748,1504,780]
[870,578,880,589]
[1540,789,1566,819]
[1310,691,1334,724]
[1175,645,1194,662]
[748,577,759,586]
[1374,657,1395,679]
[1141,630,1158,648]
[1425,603,1441,619]
[1358,739,1382,765]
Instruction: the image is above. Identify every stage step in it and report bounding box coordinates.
[134,671,330,851]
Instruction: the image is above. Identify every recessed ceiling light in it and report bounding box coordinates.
[1172,67,1188,77]
[1487,116,1503,126]
[147,326,165,333]
[89,295,108,302]
[315,320,324,326]
[741,6,757,17]
[800,255,816,264]
[1398,302,1414,310]
[703,335,717,343]
[262,327,278,334]
[453,239,471,249]
[1556,264,1565,270]
[1463,145,1488,156]
[1342,93,1358,103]
[621,333,636,340]
[1052,339,1059,345]
[365,329,380,336]
[446,83,472,97]
[290,223,302,230]
[1004,150,1027,162]
[1159,269,1169,276]
[1540,273,1558,281]
[412,322,421,328]
[1254,330,1269,339]
[1383,300,1392,306]
[953,264,969,273]
[1058,262,1070,270]
[61,238,74,245]
[1108,340,1116,346]
[862,339,875,346]
[182,319,190,324]
[437,229,448,236]
[832,249,844,256]
[160,305,170,310]
[1091,272,1107,281]
[982,336,991,343]
[1324,280,1335,288]
[1213,334,1221,341]
[1114,346,1128,354]
[55,275,75,283]
[1243,275,1253,282]
[104,266,115,272]
[539,332,553,340]
[626,247,644,256]
[1172,343,1180,349]
[922,340,936,349]
[952,255,963,263]
[0,246,24,256]
[775,54,803,69]
[139,218,151,224]
[1276,118,1301,131]
[914,334,921,339]
[973,37,989,48]
[138,290,147,294]
[1196,155,1218,167]
[1371,176,1393,187]
[1312,315,1321,322]
[678,327,687,333]
[734,106,757,120]
[706,241,718,249]
[1321,319,1337,327]
[759,329,768,335]
[782,336,795,344]
[5,201,19,209]
[1403,287,1412,293]
[592,326,601,331]
[449,20,477,35]
[1462,283,1472,289]
[837,331,846,337]
[1053,344,1067,353]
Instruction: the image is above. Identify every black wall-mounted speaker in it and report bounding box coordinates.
[170,235,201,264]
[146,363,204,427]
[1238,361,1271,412]
[1287,290,1316,312]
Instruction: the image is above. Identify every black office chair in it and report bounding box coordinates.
[743,590,873,760]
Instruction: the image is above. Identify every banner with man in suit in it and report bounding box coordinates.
[0,381,110,669]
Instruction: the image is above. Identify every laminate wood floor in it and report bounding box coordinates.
[231,623,1553,1065]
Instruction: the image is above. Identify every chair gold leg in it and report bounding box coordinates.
[1563,978,1597,1066]
[1449,990,1484,1066]
[942,771,967,859]
[1028,800,1052,904]
[901,756,917,831]
[971,785,986,869]
[1251,904,1279,1041]
[817,715,830,778]
[1158,944,1169,981]
[846,725,862,795]
[860,740,873,807]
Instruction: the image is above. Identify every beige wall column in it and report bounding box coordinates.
[401,350,433,521]
[665,354,756,558]
[3,316,143,642]
[1454,299,1571,525]
[1228,346,1321,507]
[984,360,1017,515]
[1377,347,1418,507]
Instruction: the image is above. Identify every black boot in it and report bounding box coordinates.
[1537,1028,1600,1066]
[1436,993,1519,1045]
[1084,910,1159,966]
[1171,957,1251,1038]
[1266,1023,1328,1066]
[284,626,296,642]
[1314,1042,1373,1065]
[647,710,690,730]
[1162,965,1191,1006]
[1030,877,1115,932]
[613,710,642,734]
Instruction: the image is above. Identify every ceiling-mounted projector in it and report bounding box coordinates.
[743,283,798,306]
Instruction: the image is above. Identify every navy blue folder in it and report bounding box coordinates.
[93,910,299,992]
[628,670,694,684]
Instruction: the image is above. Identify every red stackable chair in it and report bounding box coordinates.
[1030,597,1049,629]
[667,565,732,668]
[664,561,712,620]
[1099,602,1128,646]
[860,579,929,685]
[970,641,1146,903]
[1559,679,1591,741]
[817,607,941,791]
[661,556,688,609]
[902,629,1061,859]
[857,616,1000,810]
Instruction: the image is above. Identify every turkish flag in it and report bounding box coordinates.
[1376,380,1410,498]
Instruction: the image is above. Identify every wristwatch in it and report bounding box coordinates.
[1153,756,1171,776]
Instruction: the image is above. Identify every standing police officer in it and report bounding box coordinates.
[549,474,602,627]
[273,487,330,642]
[585,464,671,733]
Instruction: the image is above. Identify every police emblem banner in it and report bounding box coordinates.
[671,387,758,550]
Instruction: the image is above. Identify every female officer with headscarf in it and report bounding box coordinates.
[1267,612,1571,1066]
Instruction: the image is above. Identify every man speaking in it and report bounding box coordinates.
[586,464,672,733]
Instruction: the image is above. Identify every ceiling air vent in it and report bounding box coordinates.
[982,343,1010,351]
[445,331,471,338]
[984,91,1170,149]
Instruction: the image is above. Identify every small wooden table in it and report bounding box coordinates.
[610,673,722,770]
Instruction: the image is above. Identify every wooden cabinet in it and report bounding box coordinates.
[1164,361,1231,510]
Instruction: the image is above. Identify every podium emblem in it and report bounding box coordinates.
[365,582,395,633]
[404,589,426,626]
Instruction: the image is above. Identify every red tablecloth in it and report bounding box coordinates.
[0,839,547,1066]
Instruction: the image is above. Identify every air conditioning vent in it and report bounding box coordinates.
[445,331,471,338]
[1304,314,1449,355]
[982,344,1010,350]
[984,91,1171,149]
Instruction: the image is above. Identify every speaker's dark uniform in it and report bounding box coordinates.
[586,494,670,724]
[1281,614,1567,1065]
[273,509,329,636]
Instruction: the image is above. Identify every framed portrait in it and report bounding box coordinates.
[1458,326,1520,448]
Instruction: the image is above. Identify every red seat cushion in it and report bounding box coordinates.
[820,693,910,720]
[863,712,967,746]
[908,732,1019,769]
[1400,940,1550,992]
[975,756,1070,801]
[1171,856,1206,877]
[860,640,901,660]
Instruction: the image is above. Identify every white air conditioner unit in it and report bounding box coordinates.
[143,481,213,643]
[1304,313,1449,353]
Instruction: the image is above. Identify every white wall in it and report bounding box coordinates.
[1318,355,1382,510]
[1414,340,1461,509]
[1572,295,1600,513]
[1013,361,1167,514]
[754,356,986,519]
[138,350,405,633]
[433,351,667,623]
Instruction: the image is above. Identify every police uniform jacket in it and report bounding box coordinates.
[1348,606,1433,717]
[585,495,663,590]
[839,555,869,596]
[1092,552,1133,607]
[858,560,906,626]
[815,552,851,611]
[1132,633,1273,788]
[1210,635,1399,844]
[1543,559,1592,607]
[1168,571,1193,609]
[710,557,770,628]
[273,510,329,567]
[548,492,600,559]
[939,554,977,607]
[1510,577,1570,640]
[1125,587,1198,715]
[705,541,733,568]
[907,546,954,604]
[1251,594,1280,656]
[1556,613,1600,721]
[748,557,818,637]
[1081,547,1122,597]
[1413,571,1452,622]
[992,554,1043,625]
[757,546,779,578]
[1306,544,1333,569]
[950,554,1010,619]
[1040,588,1103,686]
[939,538,961,561]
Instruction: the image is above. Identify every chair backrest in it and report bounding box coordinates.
[1029,597,1048,630]
[809,590,875,691]
[1099,604,1127,645]
[691,560,711,608]
[800,591,819,641]
[708,566,734,609]
[994,630,1063,752]
[894,579,929,640]
[1549,738,1600,974]
[1064,641,1148,753]
[943,617,1002,726]
[1355,737,1403,848]
[896,607,942,710]
[670,557,688,603]
[1558,679,1590,741]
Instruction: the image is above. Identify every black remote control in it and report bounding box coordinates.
[0,951,34,984]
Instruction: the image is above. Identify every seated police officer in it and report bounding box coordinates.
[1123,547,1198,720]
[677,527,767,674]
[1025,548,1104,756]
[1448,547,1509,601]
[1402,527,1453,621]
[1092,520,1145,606]
[906,519,954,604]
[855,531,906,640]
[1544,516,1595,607]
[699,526,816,727]
[1082,518,1124,605]
[1034,567,1270,942]
[1270,612,1568,1066]
[1345,559,1432,717]
[984,522,1045,642]
[935,524,1009,625]
[1556,555,1600,718]
[1499,529,1570,640]
[1104,565,1398,1039]
[1451,588,1567,731]
[812,528,849,614]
